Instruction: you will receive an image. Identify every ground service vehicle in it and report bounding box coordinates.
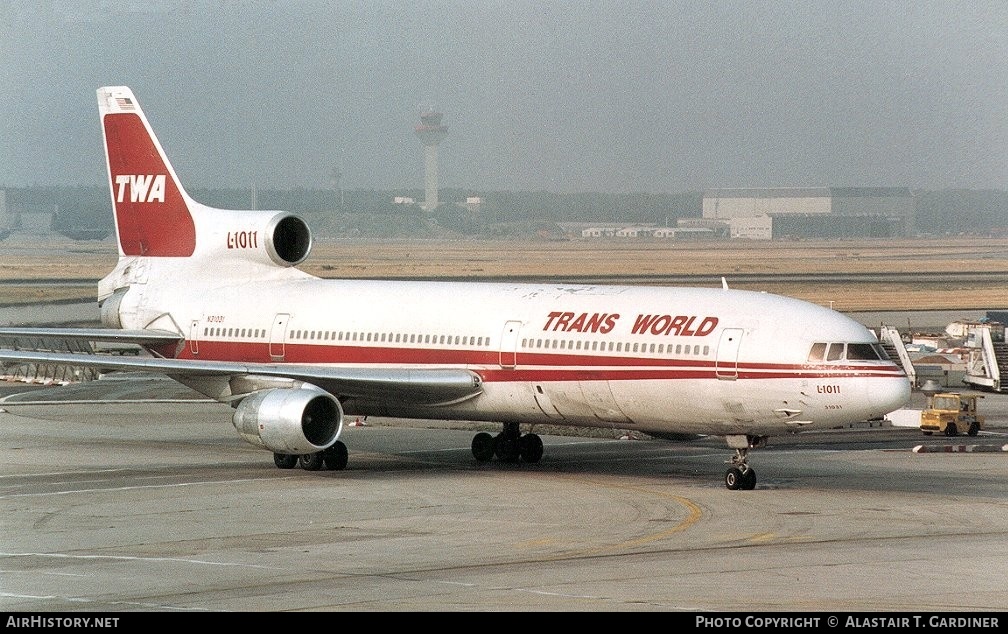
[920,392,984,436]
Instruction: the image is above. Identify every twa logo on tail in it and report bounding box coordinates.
[99,86,196,257]
[114,174,166,203]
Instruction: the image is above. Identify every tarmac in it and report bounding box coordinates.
[1,376,1007,612]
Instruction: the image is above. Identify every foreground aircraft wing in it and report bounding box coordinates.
[0,349,483,405]
[0,327,183,347]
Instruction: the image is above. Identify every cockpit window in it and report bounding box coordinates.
[807,342,827,362]
[826,343,845,361]
[809,341,889,362]
[847,343,881,360]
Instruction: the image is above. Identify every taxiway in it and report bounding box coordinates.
[1,378,1007,612]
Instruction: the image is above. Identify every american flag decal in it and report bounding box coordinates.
[115,97,135,111]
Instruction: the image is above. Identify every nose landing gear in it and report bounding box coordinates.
[724,435,765,490]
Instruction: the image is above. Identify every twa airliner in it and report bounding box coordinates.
[0,86,911,490]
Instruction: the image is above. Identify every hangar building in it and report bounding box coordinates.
[701,187,915,239]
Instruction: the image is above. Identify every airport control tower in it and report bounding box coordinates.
[415,111,448,211]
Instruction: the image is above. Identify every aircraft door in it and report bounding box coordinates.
[189,320,200,356]
[269,313,289,361]
[499,320,521,368]
[716,328,743,380]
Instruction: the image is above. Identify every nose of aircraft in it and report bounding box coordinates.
[871,374,913,415]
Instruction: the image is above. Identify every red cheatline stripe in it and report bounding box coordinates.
[476,368,904,382]
[176,340,906,381]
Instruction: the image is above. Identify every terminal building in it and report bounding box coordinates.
[701,187,915,240]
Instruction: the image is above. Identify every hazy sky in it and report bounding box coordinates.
[1,1,1006,193]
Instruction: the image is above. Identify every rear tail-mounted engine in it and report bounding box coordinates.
[205,208,313,268]
[264,212,312,266]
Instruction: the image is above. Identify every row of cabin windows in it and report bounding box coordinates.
[199,325,711,357]
[198,326,710,357]
[806,342,889,362]
[202,326,490,348]
[204,327,265,338]
[289,330,490,347]
[522,337,710,356]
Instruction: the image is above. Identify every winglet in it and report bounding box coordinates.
[97,86,196,257]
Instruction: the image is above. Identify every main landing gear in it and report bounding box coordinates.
[273,440,349,472]
[723,435,766,490]
[471,422,544,464]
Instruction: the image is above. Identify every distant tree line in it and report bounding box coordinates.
[1,185,1006,240]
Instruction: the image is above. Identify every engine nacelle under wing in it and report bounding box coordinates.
[231,385,343,455]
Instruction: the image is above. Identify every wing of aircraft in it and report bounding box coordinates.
[0,86,912,489]
[0,346,481,404]
[0,327,181,346]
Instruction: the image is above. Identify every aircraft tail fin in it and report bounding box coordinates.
[97,86,197,258]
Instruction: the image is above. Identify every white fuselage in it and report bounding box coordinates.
[108,256,911,438]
